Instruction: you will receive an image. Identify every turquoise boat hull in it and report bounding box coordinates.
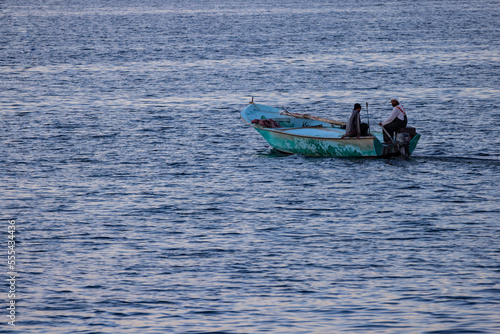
[241,102,420,158]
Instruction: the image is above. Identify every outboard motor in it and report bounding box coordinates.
[396,132,411,158]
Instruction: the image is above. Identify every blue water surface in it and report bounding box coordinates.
[1,0,499,333]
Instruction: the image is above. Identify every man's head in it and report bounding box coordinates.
[354,103,362,111]
[391,98,399,106]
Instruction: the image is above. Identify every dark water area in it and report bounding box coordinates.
[1,0,499,333]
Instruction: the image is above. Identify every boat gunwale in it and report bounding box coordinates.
[256,126,378,141]
[240,109,378,142]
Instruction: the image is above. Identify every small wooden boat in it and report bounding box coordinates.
[240,101,420,158]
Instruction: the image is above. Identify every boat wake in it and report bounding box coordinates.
[412,155,500,166]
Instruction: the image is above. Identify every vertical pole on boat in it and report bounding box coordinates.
[366,102,371,135]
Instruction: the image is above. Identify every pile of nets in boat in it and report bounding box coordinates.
[251,119,281,128]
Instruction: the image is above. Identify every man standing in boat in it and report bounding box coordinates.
[341,103,369,139]
[379,98,408,142]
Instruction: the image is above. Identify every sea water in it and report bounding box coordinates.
[1,0,499,333]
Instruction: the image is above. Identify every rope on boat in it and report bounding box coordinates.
[249,97,263,112]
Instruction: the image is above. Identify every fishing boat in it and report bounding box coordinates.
[240,101,420,158]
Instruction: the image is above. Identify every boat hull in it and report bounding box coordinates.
[255,127,384,157]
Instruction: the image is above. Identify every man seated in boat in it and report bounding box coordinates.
[378,97,408,143]
[341,103,370,139]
